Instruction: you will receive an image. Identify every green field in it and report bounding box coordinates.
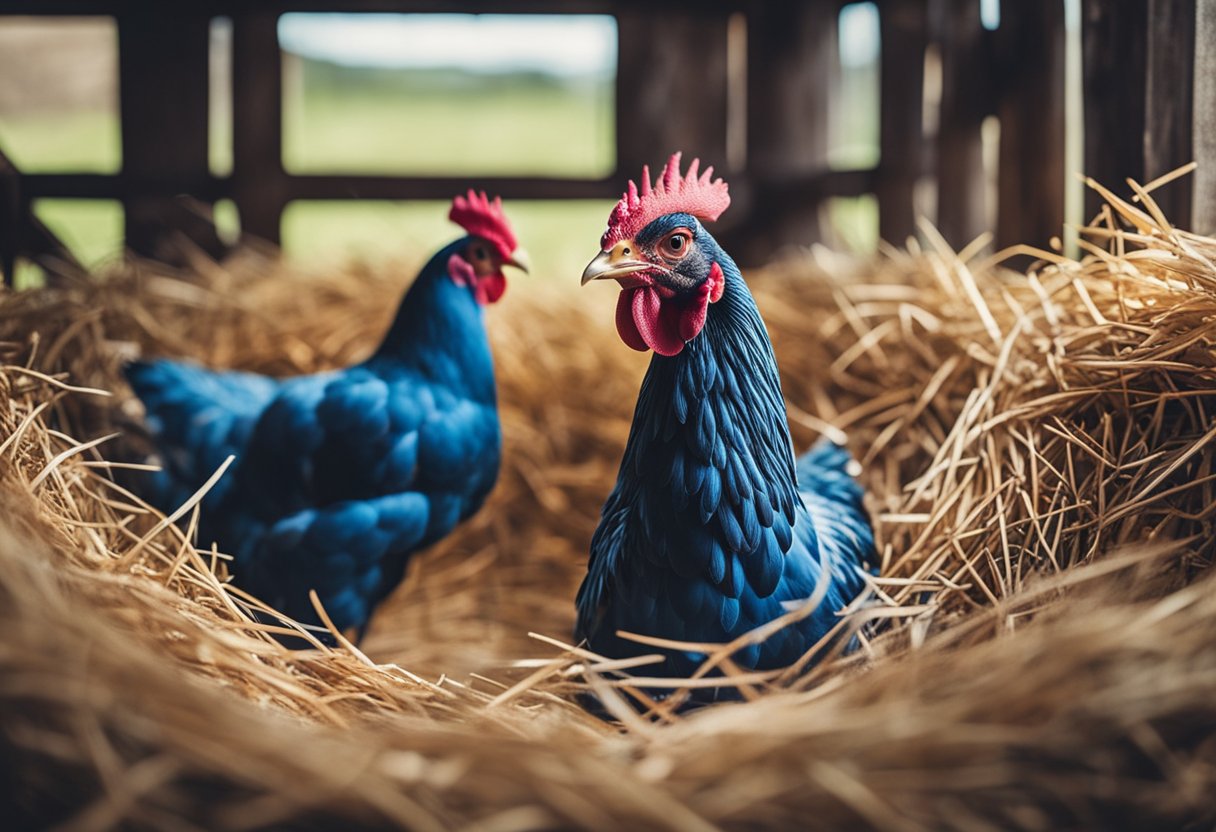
[1,59,878,277]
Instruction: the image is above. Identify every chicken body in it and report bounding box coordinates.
[576,156,875,691]
[127,198,522,638]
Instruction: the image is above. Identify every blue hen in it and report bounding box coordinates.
[575,154,876,693]
[126,193,527,639]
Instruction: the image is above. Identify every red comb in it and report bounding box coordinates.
[601,152,731,249]
[449,190,518,260]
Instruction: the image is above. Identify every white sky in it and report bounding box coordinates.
[279,9,888,76]
[278,14,618,76]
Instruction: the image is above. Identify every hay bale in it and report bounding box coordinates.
[2,183,1216,829]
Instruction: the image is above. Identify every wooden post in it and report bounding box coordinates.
[1081,0,1148,220]
[232,11,287,245]
[724,0,836,262]
[613,10,730,186]
[935,0,990,248]
[995,0,1066,251]
[878,0,928,246]
[1194,0,1216,233]
[0,151,17,286]
[118,10,212,258]
[1145,0,1196,227]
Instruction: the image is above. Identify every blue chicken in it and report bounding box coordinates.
[125,192,527,639]
[575,154,876,695]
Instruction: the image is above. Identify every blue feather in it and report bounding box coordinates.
[126,237,503,639]
[575,220,875,700]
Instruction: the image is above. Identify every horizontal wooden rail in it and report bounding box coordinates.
[0,0,753,14]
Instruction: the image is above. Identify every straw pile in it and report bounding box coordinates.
[3,181,1216,830]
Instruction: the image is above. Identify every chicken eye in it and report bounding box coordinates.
[660,232,690,260]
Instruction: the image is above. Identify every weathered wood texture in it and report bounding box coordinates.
[0,146,83,284]
[1081,0,1148,220]
[614,11,731,183]
[1194,0,1216,233]
[721,0,837,261]
[878,0,929,245]
[232,11,287,245]
[118,10,213,258]
[995,0,1066,251]
[934,0,990,248]
[1,151,18,286]
[1145,0,1195,227]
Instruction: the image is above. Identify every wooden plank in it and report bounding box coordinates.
[1145,0,1195,227]
[231,11,287,244]
[0,0,747,15]
[0,146,84,282]
[878,0,929,245]
[118,10,214,258]
[995,0,1066,251]
[1194,0,1216,233]
[1081,0,1148,220]
[0,151,18,286]
[723,0,836,262]
[935,0,990,248]
[613,9,731,183]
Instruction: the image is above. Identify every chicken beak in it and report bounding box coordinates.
[504,248,532,274]
[581,242,651,285]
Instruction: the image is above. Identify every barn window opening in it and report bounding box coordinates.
[980,0,1001,31]
[830,2,880,171]
[32,199,123,268]
[0,17,120,173]
[282,199,614,277]
[278,13,616,177]
[209,16,233,176]
[826,195,879,255]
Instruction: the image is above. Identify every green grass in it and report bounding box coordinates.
[283,199,615,280]
[284,78,614,177]
[0,110,120,173]
[32,199,124,268]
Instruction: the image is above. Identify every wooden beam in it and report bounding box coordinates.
[1145,0,1195,227]
[878,0,928,245]
[232,11,287,244]
[0,0,747,15]
[118,10,213,258]
[1081,0,1148,220]
[725,0,837,261]
[613,9,731,183]
[1194,0,1216,233]
[0,146,84,282]
[0,151,18,286]
[935,0,990,248]
[995,0,1066,251]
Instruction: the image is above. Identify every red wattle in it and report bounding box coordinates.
[615,289,650,352]
[613,262,726,356]
[478,271,507,304]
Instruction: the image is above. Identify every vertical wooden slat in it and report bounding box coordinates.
[1194,0,1216,233]
[723,0,836,262]
[935,0,989,248]
[118,10,212,258]
[613,10,730,186]
[878,0,928,245]
[0,152,18,286]
[996,0,1066,251]
[1145,0,1195,227]
[1081,0,1148,219]
[231,11,286,244]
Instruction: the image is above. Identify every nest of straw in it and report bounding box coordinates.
[3,182,1216,830]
